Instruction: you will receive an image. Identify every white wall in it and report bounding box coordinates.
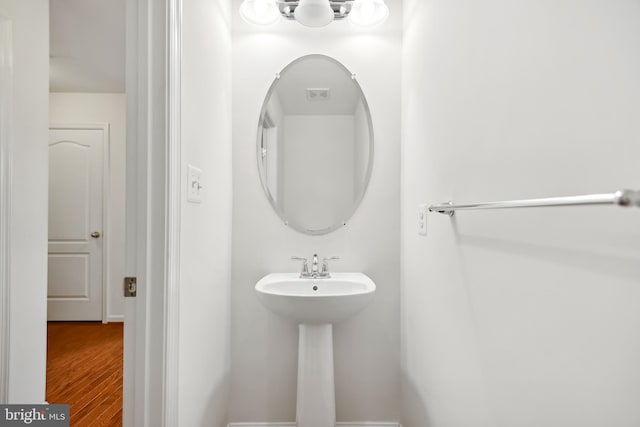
[49,92,127,322]
[230,0,402,422]
[0,0,48,403]
[401,1,640,426]
[178,0,232,425]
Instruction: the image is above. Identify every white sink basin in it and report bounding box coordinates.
[255,272,376,324]
[256,271,376,426]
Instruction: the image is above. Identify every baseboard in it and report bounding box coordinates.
[228,423,401,427]
[107,314,124,323]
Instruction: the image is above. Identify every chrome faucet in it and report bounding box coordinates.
[311,254,319,276]
[291,254,339,279]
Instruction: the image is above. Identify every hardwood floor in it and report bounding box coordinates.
[46,322,123,426]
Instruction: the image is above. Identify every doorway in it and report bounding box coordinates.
[0,0,174,422]
[47,0,126,424]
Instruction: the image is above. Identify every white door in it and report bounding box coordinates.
[48,127,105,321]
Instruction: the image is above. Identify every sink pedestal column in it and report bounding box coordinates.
[296,324,335,427]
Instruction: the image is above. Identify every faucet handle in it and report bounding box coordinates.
[321,256,340,274]
[291,256,309,276]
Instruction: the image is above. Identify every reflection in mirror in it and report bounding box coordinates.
[257,55,373,235]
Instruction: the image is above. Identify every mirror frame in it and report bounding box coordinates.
[255,54,375,235]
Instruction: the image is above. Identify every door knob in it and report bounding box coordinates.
[91,231,101,238]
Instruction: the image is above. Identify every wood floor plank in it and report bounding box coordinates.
[46,322,123,427]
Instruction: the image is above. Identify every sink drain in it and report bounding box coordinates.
[312,285,318,291]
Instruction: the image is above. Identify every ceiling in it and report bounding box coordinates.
[49,0,126,93]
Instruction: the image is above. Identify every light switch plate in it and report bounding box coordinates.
[418,204,428,236]
[187,165,203,203]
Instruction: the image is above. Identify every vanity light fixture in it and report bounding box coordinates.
[294,0,335,27]
[349,0,389,26]
[239,0,389,27]
[239,0,281,26]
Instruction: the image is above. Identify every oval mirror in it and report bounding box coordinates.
[257,55,374,235]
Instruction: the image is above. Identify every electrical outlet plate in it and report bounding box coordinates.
[187,165,203,203]
[418,204,428,236]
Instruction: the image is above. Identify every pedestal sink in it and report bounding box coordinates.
[255,272,376,427]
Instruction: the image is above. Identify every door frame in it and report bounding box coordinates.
[48,123,110,324]
[0,15,13,404]
[123,0,181,424]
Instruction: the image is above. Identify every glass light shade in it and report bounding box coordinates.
[240,0,280,26]
[349,0,389,26]
[294,0,334,27]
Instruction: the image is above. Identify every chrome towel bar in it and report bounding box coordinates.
[429,189,640,216]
